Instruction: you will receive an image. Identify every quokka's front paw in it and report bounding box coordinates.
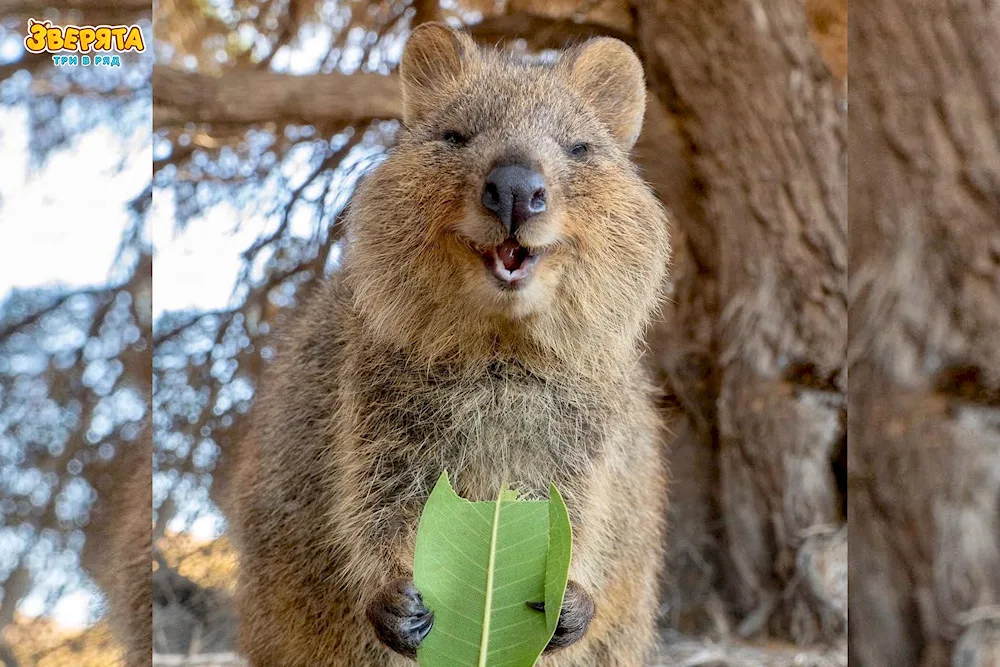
[528,580,596,653]
[367,577,434,659]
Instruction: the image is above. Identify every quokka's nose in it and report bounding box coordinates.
[481,165,547,234]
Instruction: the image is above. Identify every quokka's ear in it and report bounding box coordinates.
[562,38,646,150]
[400,23,475,127]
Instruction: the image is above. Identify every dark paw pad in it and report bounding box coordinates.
[527,580,596,653]
[367,578,434,658]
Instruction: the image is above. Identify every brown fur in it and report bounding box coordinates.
[230,24,671,666]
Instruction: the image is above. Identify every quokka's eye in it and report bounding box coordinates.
[569,142,590,158]
[442,130,468,146]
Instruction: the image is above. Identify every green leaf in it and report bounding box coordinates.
[413,472,572,667]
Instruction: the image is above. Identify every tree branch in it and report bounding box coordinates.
[467,14,636,51]
[0,0,147,16]
[152,13,635,128]
[153,308,232,346]
[0,52,49,84]
[0,285,112,342]
[153,67,401,128]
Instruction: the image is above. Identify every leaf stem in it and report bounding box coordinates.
[479,483,505,667]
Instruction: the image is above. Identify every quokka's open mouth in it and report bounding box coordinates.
[481,238,543,288]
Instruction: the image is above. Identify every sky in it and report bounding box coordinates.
[0,111,258,317]
[0,108,148,296]
[151,196,263,318]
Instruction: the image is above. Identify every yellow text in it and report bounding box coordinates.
[24,20,145,54]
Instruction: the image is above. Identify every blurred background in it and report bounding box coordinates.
[849,5,1000,667]
[0,1,152,666]
[150,1,848,666]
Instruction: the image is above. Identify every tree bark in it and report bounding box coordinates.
[849,3,1000,666]
[632,0,847,643]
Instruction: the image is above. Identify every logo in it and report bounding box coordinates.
[24,19,145,67]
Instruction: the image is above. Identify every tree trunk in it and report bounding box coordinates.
[632,0,847,643]
[849,3,1000,666]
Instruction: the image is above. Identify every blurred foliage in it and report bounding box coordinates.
[0,241,150,599]
[151,0,430,540]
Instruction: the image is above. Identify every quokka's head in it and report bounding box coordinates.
[346,23,670,365]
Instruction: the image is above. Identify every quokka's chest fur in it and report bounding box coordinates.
[339,349,632,501]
